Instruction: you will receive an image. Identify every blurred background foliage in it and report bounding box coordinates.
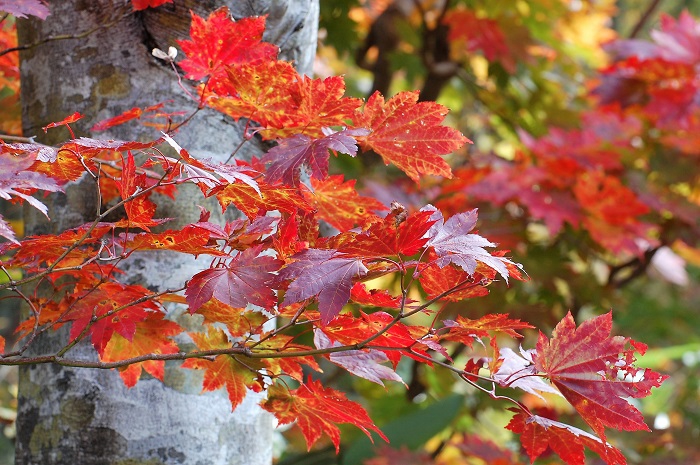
[1,1,700,464]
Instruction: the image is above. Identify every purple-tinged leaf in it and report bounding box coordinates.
[314,330,404,387]
[0,215,18,244]
[264,129,367,187]
[0,152,62,219]
[278,248,368,325]
[186,246,282,313]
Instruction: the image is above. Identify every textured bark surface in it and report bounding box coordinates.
[15,1,319,464]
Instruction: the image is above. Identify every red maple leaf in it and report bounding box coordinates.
[263,129,366,187]
[303,175,388,231]
[253,334,321,381]
[207,60,299,132]
[214,179,310,219]
[573,171,656,254]
[177,8,277,89]
[42,112,82,132]
[440,314,534,347]
[443,8,511,68]
[261,378,388,452]
[418,259,491,302]
[131,0,172,11]
[185,245,282,313]
[277,248,368,325]
[10,222,112,272]
[321,311,428,367]
[349,283,403,308]
[353,90,468,182]
[91,103,166,131]
[272,212,308,260]
[210,67,361,139]
[332,208,436,258]
[533,311,668,440]
[282,75,363,137]
[506,411,627,465]
[117,225,224,257]
[116,152,162,231]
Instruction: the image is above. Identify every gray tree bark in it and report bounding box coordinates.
[15,1,318,464]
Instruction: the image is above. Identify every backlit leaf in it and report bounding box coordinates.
[353,91,468,182]
[441,314,533,347]
[185,245,281,313]
[261,378,388,452]
[182,327,265,409]
[507,411,627,465]
[215,179,310,219]
[177,8,277,89]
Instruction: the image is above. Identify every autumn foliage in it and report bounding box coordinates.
[3,2,696,464]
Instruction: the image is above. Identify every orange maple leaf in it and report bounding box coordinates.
[303,175,388,231]
[102,314,181,388]
[573,171,657,254]
[353,91,469,182]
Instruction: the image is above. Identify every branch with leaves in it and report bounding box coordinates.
[0,3,685,465]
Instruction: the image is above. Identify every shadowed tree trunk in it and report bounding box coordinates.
[15,1,318,464]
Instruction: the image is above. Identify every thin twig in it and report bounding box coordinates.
[629,0,663,38]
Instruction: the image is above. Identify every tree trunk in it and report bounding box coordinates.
[15,1,318,464]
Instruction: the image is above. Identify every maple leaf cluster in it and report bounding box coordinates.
[0,5,672,465]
